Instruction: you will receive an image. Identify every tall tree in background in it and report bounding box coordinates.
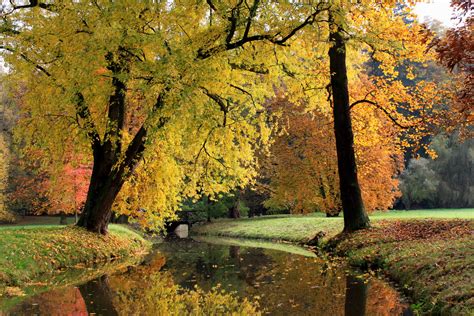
[327,9,369,231]
[264,86,403,216]
[400,134,474,209]
[274,2,448,231]
[0,80,16,222]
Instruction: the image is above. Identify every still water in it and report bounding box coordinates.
[2,237,412,315]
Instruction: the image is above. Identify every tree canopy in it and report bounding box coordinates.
[0,0,462,233]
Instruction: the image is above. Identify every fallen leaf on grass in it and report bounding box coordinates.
[5,286,25,297]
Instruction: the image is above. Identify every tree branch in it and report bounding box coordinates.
[0,46,52,76]
[2,0,56,16]
[196,5,328,59]
[74,93,102,149]
[206,0,217,12]
[117,91,168,179]
[201,87,228,127]
[228,83,257,109]
[228,61,269,74]
[350,99,411,129]
[243,0,260,40]
[226,0,243,44]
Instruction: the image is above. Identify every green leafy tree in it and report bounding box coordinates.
[399,158,439,209]
[429,134,473,208]
[399,133,473,209]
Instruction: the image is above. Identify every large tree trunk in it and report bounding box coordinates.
[76,50,161,235]
[328,13,370,232]
[77,150,125,234]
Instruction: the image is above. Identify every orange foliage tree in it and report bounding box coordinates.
[263,91,403,216]
[10,147,91,216]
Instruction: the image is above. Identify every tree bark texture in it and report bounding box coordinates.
[328,12,370,232]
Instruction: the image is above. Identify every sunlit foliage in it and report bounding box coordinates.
[1,1,458,230]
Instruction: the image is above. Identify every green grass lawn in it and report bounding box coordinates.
[192,208,474,243]
[1,215,76,227]
[0,224,150,289]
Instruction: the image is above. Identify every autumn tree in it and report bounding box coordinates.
[2,1,455,234]
[263,85,403,216]
[273,2,448,231]
[1,1,330,233]
[0,79,16,222]
[262,97,341,215]
[1,80,91,217]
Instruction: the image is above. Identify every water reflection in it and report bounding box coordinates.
[3,238,411,315]
[79,275,118,316]
[345,274,367,316]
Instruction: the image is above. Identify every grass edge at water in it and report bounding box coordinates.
[0,224,151,290]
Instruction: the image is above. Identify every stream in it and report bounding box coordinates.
[2,237,412,315]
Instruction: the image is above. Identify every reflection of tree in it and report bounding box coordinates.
[366,279,409,316]
[154,241,411,315]
[344,274,367,316]
[8,287,88,315]
[234,247,274,287]
[8,249,259,315]
[79,275,118,316]
[106,258,259,315]
[246,252,346,316]
[158,240,247,293]
[7,242,411,315]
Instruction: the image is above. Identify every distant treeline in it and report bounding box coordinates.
[398,133,474,209]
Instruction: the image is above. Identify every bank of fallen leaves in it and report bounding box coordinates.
[0,226,150,291]
[329,219,474,315]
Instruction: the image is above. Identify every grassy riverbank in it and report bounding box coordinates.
[192,209,474,314]
[192,209,473,242]
[0,225,151,289]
